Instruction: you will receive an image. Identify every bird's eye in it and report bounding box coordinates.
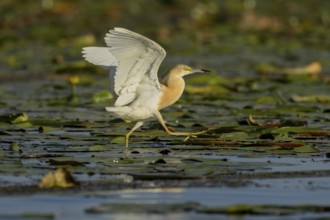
[183,66,192,72]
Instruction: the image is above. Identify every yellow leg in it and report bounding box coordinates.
[125,121,143,147]
[154,111,206,138]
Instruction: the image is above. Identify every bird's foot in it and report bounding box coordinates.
[166,129,208,142]
[183,130,208,142]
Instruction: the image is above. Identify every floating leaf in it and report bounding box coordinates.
[225,204,254,214]
[273,105,319,113]
[255,96,276,103]
[292,145,319,153]
[111,136,126,144]
[282,62,321,76]
[39,167,79,188]
[272,127,322,134]
[86,202,200,214]
[248,115,307,127]
[257,62,321,76]
[93,89,113,103]
[291,95,330,103]
[255,63,277,74]
[0,113,30,124]
[88,145,112,151]
[38,126,59,133]
[274,133,301,142]
[9,142,21,152]
[0,213,54,219]
[14,121,33,128]
[48,159,85,166]
[219,132,249,140]
[197,204,330,215]
[31,119,89,127]
[185,85,230,96]
[186,72,228,85]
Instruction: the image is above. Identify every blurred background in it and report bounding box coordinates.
[0,0,329,79]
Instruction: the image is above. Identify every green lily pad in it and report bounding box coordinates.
[111,136,126,144]
[86,201,201,214]
[255,96,277,103]
[0,213,54,219]
[93,89,113,103]
[9,142,21,152]
[88,145,112,151]
[273,133,302,142]
[292,95,330,103]
[271,127,323,134]
[10,113,29,124]
[219,132,249,140]
[292,145,319,153]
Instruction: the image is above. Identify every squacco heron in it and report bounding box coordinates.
[82,27,208,147]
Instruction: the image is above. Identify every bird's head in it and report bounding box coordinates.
[174,64,210,77]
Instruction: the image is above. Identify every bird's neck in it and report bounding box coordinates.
[158,75,185,110]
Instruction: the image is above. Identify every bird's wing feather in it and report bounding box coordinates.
[82,47,117,69]
[82,47,118,95]
[104,27,166,106]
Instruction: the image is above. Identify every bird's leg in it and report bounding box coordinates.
[154,111,206,138]
[125,121,143,147]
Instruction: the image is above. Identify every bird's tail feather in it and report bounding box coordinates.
[105,106,130,113]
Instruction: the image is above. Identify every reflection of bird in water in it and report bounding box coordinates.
[83,27,209,147]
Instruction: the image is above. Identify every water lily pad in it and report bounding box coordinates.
[273,133,302,142]
[219,132,249,140]
[255,96,276,103]
[111,136,126,144]
[291,95,330,103]
[0,213,54,219]
[86,201,201,214]
[197,204,330,215]
[272,127,323,134]
[10,113,29,124]
[48,159,85,166]
[88,145,112,151]
[93,89,113,103]
[0,113,29,124]
[292,145,319,153]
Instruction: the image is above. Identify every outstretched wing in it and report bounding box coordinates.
[104,27,166,106]
[82,47,118,69]
[82,47,118,96]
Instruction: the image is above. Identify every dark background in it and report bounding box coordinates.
[1,0,329,78]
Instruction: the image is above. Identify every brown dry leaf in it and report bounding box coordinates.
[247,114,281,127]
[241,11,283,31]
[257,62,321,76]
[38,172,56,189]
[282,62,321,75]
[39,167,79,189]
[291,95,330,103]
[247,115,307,127]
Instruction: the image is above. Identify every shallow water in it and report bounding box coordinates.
[1,73,330,219]
[1,2,330,219]
[1,182,330,220]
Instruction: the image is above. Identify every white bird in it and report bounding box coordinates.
[82,27,208,147]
